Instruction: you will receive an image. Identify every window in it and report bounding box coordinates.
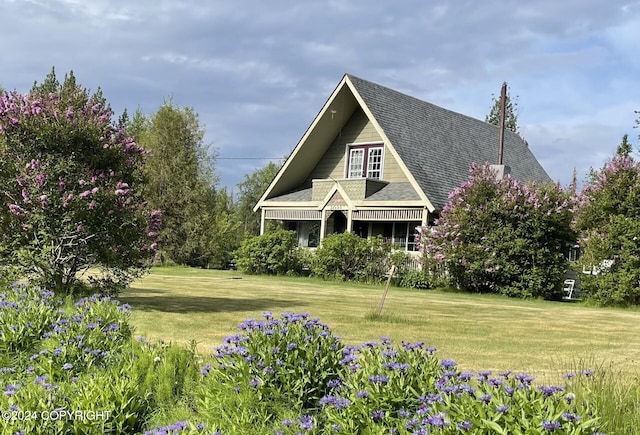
[348,148,364,178]
[346,144,383,179]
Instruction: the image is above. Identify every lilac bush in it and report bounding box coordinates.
[0,72,160,295]
[420,163,575,299]
[574,153,640,306]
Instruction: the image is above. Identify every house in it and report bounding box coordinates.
[254,74,551,251]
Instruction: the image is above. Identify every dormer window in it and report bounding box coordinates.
[347,144,383,179]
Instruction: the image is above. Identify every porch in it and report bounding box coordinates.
[270,209,423,252]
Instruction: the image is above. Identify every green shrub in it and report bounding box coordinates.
[234,229,303,275]
[578,216,640,306]
[312,233,400,283]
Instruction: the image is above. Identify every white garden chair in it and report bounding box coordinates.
[562,279,576,300]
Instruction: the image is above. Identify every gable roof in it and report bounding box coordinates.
[346,74,551,209]
[256,74,551,212]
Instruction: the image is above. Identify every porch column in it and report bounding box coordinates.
[421,208,429,227]
[319,209,327,241]
[347,209,353,233]
[260,208,266,235]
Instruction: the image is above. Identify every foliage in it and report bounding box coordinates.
[485,81,519,134]
[0,69,157,294]
[575,148,640,306]
[0,277,626,433]
[0,281,201,435]
[197,314,604,435]
[422,163,575,299]
[198,312,344,425]
[235,161,281,236]
[311,233,403,283]
[136,101,239,268]
[234,229,302,275]
[314,340,601,435]
[396,254,449,290]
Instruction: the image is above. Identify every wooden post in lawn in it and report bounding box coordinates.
[377,265,396,317]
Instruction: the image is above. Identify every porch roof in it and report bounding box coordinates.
[264,182,421,203]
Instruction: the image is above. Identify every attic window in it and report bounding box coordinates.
[347,144,383,179]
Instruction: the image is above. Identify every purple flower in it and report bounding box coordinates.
[298,415,314,431]
[370,410,385,421]
[62,363,73,370]
[327,378,342,388]
[542,420,561,431]
[200,364,212,376]
[356,389,370,399]
[8,204,25,216]
[249,378,260,387]
[368,374,390,384]
[561,412,581,422]
[319,395,351,409]
[440,359,457,369]
[496,404,510,413]
[457,421,473,431]
[425,412,449,427]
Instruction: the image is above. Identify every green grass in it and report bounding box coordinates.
[122,266,640,381]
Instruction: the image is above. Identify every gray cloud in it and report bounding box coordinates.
[1,0,638,188]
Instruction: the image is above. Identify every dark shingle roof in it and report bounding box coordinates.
[269,187,313,202]
[364,183,421,201]
[347,75,551,210]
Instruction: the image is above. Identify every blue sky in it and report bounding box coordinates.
[1,0,639,191]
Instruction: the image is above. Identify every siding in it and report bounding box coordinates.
[304,108,410,184]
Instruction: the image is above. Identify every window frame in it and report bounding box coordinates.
[345,143,384,179]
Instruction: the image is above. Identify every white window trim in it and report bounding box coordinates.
[343,142,385,180]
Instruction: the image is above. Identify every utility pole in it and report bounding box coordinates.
[497,82,507,165]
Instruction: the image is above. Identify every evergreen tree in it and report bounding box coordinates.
[616,133,632,157]
[485,82,519,134]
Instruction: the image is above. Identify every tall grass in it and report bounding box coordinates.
[559,358,640,434]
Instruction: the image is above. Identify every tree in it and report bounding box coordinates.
[235,161,281,235]
[616,133,632,157]
[574,147,640,306]
[0,69,158,294]
[485,82,519,134]
[137,100,237,268]
[421,163,575,299]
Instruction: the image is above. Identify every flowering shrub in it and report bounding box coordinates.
[200,312,344,411]
[305,338,602,434]
[0,282,61,353]
[421,163,575,299]
[0,282,157,434]
[575,153,640,306]
[0,72,160,294]
[197,313,605,434]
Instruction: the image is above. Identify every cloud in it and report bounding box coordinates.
[1,0,638,189]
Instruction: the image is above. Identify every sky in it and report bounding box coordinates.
[1,0,639,192]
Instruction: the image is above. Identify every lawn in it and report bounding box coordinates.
[122,266,640,381]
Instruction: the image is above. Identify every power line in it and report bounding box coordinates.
[217,157,280,160]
